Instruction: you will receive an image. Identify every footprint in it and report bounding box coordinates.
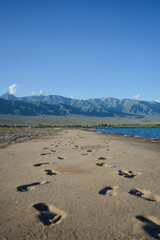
[43,148,48,150]
[99,186,118,196]
[129,188,160,202]
[57,156,65,160]
[45,170,60,176]
[87,149,92,152]
[96,163,105,167]
[118,170,141,178]
[98,157,107,160]
[33,203,67,226]
[41,153,51,156]
[17,181,49,192]
[34,162,49,167]
[96,163,114,168]
[81,153,88,156]
[51,150,57,153]
[136,215,160,239]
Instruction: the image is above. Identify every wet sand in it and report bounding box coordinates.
[0,129,160,240]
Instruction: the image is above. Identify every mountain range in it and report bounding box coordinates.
[0,92,160,118]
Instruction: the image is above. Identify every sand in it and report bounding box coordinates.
[0,128,160,240]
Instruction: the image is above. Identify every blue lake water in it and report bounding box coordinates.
[97,127,160,140]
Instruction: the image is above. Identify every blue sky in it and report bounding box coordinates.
[0,0,160,101]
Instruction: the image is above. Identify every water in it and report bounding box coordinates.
[97,127,160,140]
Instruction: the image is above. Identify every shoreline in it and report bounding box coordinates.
[1,127,160,149]
[95,130,160,144]
[0,127,160,149]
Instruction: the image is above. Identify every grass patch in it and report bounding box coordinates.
[0,114,159,129]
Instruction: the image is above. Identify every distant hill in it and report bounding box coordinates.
[0,99,82,116]
[1,93,160,117]
[18,94,160,116]
[87,98,160,116]
[0,98,132,117]
[1,92,18,101]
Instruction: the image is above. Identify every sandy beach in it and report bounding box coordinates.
[0,128,160,240]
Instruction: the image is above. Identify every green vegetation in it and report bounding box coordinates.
[0,114,159,129]
[0,124,29,129]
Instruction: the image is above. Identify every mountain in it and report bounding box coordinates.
[0,99,82,116]
[87,98,160,116]
[0,98,132,117]
[1,93,160,117]
[19,95,160,116]
[1,92,18,101]
[19,95,73,105]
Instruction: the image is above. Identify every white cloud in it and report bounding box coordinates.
[155,99,160,103]
[31,91,36,95]
[70,94,74,99]
[39,89,52,96]
[70,93,83,99]
[9,83,18,95]
[39,90,45,95]
[133,94,142,100]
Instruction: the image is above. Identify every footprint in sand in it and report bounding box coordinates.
[118,170,141,178]
[43,148,48,150]
[34,162,49,167]
[41,153,51,156]
[33,203,67,226]
[45,170,60,176]
[96,163,115,168]
[51,150,57,153]
[17,181,49,192]
[87,149,92,152]
[74,145,80,149]
[81,153,88,156]
[129,188,160,202]
[57,156,66,160]
[99,186,118,196]
[98,157,107,160]
[136,215,160,239]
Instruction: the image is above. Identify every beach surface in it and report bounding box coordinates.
[0,128,160,240]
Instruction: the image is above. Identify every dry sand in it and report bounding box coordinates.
[0,128,160,240]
